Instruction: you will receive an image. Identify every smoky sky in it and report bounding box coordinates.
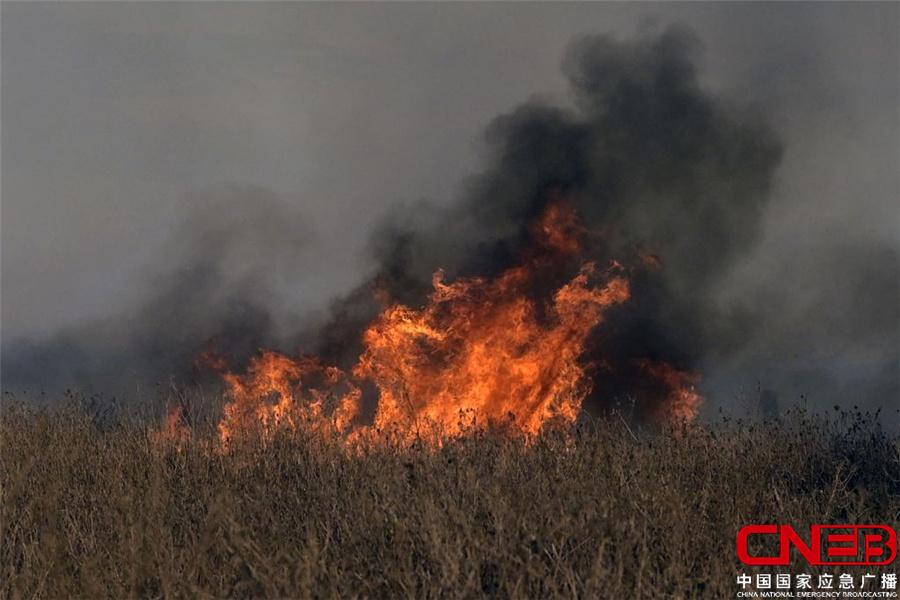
[2,3,897,423]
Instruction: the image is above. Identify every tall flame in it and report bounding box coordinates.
[355,261,629,441]
[158,199,704,447]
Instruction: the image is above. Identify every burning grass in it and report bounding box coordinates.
[2,398,898,599]
[196,198,702,448]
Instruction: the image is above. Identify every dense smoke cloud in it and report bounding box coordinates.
[709,237,899,418]
[2,185,315,396]
[317,26,784,419]
[2,25,896,422]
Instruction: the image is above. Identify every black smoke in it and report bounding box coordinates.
[316,26,784,420]
[3,25,896,423]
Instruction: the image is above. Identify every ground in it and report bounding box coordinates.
[2,399,898,599]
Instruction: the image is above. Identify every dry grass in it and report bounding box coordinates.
[2,398,898,599]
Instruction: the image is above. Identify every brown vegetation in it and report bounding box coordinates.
[2,399,898,599]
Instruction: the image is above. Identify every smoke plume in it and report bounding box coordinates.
[316,25,783,419]
[3,25,896,423]
[2,184,315,397]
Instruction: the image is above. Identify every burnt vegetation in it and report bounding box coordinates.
[2,396,898,599]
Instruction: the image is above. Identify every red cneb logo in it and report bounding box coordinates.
[738,525,898,566]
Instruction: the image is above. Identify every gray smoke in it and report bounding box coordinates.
[3,25,896,423]
[317,26,786,419]
[707,238,899,419]
[2,184,316,397]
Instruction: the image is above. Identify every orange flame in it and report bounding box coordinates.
[637,250,662,268]
[353,262,629,442]
[193,199,703,447]
[637,359,703,423]
[150,405,191,447]
[219,352,360,442]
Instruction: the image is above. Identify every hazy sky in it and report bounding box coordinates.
[2,3,897,413]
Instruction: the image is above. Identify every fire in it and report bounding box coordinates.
[149,404,191,447]
[218,352,361,442]
[195,345,228,371]
[637,250,662,268]
[180,199,704,447]
[637,359,704,423]
[354,262,629,441]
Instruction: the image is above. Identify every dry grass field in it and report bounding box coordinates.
[2,398,898,599]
